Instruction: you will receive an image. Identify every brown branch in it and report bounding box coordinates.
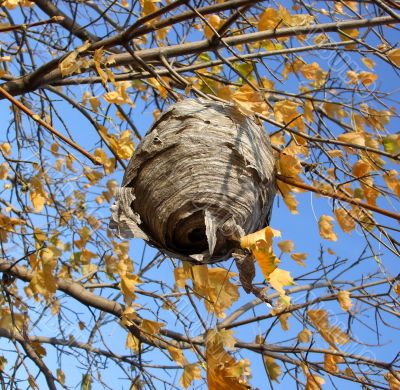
[50,40,354,87]
[0,86,100,166]
[33,0,100,42]
[0,259,193,349]
[276,174,400,221]
[0,16,64,33]
[0,16,396,98]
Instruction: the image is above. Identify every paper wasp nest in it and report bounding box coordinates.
[110,99,276,263]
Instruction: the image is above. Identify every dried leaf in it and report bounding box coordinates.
[269,268,294,295]
[318,215,337,241]
[180,363,202,389]
[264,356,282,382]
[278,240,294,253]
[298,328,312,343]
[337,290,352,311]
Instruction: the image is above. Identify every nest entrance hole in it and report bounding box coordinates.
[171,210,208,254]
[188,227,206,244]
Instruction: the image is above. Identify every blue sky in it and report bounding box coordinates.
[0,1,399,389]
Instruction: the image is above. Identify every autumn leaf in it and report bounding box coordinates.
[204,15,221,39]
[0,142,11,156]
[308,309,349,348]
[258,8,280,31]
[140,319,165,335]
[264,356,282,382]
[298,328,312,343]
[30,175,48,212]
[318,215,337,241]
[240,227,281,280]
[362,57,375,69]
[180,363,202,389]
[334,207,356,233]
[385,371,400,390]
[274,100,305,131]
[206,328,250,389]
[126,332,140,352]
[337,290,352,312]
[291,252,307,267]
[383,170,400,197]
[269,268,294,295]
[358,71,377,87]
[278,240,294,253]
[324,351,343,373]
[387,48,400,66]
[59,41,90,77]
[168,346,186,367]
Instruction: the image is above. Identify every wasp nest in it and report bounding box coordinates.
[110,99,276,263]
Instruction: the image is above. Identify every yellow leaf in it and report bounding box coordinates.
[240,226,280,249]
[31,341,46,358]
[30,175,48,212]
[308,309,349,348]
[119,273,141,306]
[206,328,250,389]
[358,71,377,87]
[385,371,400,390]
[59,41,90,77]
[387,48,400,66]
[268,268,294,295]
[168,346,186,366]
[324,351,343,373]
[180,363,202,389]
[93,48,108,84]
[0,308,23,331]
[274,100,304,131]
[337,290,352,312]
[301,62,326,86]
[384,170,400,197]
[278,240,294,253]
[0,142,11,156]
[204,15,221,39]
[346,70,358,84]
[305,372,325,390]
[258,8,280,31]
[89,96,101,113]
[318,215,337,241]
[56,369,65,385]
[207,329,236,351]
[334,207,356,233]
[140,319,165,335]
[240,227,281,280]
[290,252,307,266]
[174,267,188,289]
[278,312,290,331]
[338,132,365,147]
[298,328,312,343]
[362,57,375,69]
[339,28,359,49]
[394,284,400,297]
[264,356,282,382]
[140,0,159,17]
[0,163,8,180]
[231,85,269,116]
[126,332,140,352]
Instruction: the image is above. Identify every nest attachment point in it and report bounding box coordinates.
[110,99,276,263]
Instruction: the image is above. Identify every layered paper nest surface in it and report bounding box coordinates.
[110,99,276,263]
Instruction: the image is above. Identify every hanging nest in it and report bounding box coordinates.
[110,99,276,263]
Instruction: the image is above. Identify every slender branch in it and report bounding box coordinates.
[276,174,400,221]
[33,0,100,42]
[0,86,100,166]
[0,16,64,33]
[0,16,396,98]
